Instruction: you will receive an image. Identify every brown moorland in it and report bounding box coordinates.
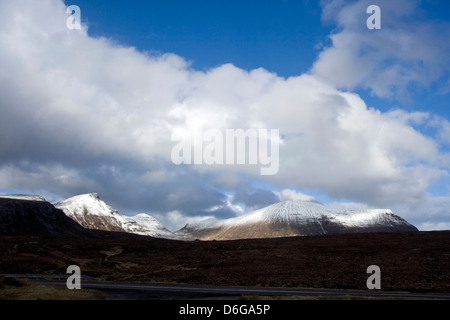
[0,231,449,294]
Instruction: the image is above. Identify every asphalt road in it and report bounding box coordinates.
[34,280,450,300]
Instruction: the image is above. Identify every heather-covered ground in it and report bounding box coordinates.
[1,231,449,293]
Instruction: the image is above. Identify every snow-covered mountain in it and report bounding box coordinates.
[54,193,175,239]
[176,200,418,240]
[2,192,418,240]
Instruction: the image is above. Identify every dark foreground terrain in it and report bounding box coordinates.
[1,231,450,294]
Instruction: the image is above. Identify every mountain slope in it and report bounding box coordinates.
[176,200,418,240]
[1,193,418,241]
[0,196,93,237]
[54,193,175,239]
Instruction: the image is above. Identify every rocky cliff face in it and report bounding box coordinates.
[0,197,91,237]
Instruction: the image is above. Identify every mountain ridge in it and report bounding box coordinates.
[0,196,95,237]
[1,193,418,240]
[54,193,175,239]
[176,199,418,240]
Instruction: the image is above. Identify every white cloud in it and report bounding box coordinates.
[0,0,448,229]
[314,0,450,98]
[154,210,216,232]
[154,195,245,231]
[327,201,371,211]
[436,117,450,145]
[277,189,316,202]
[256,77,446,206]
[0,162,100,200]
[390,194,450,231]
[419,222,450,232]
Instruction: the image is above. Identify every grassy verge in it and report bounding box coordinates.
[0,277,104,300]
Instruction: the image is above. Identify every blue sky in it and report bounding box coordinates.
[72,0,450,108]
[73,0,329,77]
[1,0,450,231]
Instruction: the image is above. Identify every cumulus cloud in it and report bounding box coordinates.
[314,0,450,98]
[390,194,450,231]
[277,189,316,202]
[0,0,449,229]
[233,188,280,211]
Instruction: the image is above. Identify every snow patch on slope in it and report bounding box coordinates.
[331,209,395,227]
[180,199,414,236]
[54,193,175,238]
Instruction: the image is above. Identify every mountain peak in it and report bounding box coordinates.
[177,199,418,240]
[62,192,100,201]
[54,193,176,239]
[90,193,101,200]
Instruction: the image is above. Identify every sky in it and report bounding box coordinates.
[0,0,450,231]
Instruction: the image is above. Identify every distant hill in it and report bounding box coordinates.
[176,200,418,240]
